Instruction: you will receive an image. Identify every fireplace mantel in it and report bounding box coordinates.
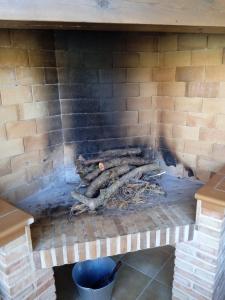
[1,0,225,33]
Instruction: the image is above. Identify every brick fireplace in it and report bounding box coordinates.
[1,28,225,300]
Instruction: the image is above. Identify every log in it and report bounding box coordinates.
[98,148,142,158]
[75,160,97,178]
[82,148,142,166]
[71,163,160,211]
[85,157,151,181]
[85,165,133,198]
[98,157,151,171]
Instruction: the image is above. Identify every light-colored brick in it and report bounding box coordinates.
[152,67,175,82]
[113,53,139,67]
[126,97,151,111]
[140,52,159,67]
[218,82,225,97]
[159,111,187,125]
[151,123,173,138]
[186,82,219,98]
[176,66,204,82]
[205,65,225,81]
[19,102,49,120]
[0,170,27,191]
[29,50,56,67]
[127,68,151,82]
[0,124,6,140]
[158,82,186,97]
[163,51,191,67]
[26,161,53,183]
[11,30,54,50]
[173,125,199,140]
[0,106,18,125]
[174,97,202,112]
[32,85,59,101]
[191,49,223,65]
[178,34,207,50]
[6,120,37,139]
[0,30,11,47]
[1,86,32,105]
[159,34,177,51]
[176,152,197,169]
[0,139,24,159]
[16,67,45,85]
[0,48,28,66]
[184,140,212,155]
[140,82,157,97]
[113,83,139,97]
[0,68,15,84]
[126,34,158,51]
[187,112,215,128]
[24,131,62,151]
[199,127,225,143]
[208,34,225,49]
[139,110,157,124]
[0,158,11,177]
[99,69,126,83]
[152,96,174,110]
[202,98,225,114]
[11,151,40,171]
[212,144,225,162]
[215,114,225,129]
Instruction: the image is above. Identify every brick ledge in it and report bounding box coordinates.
[195,166,225,207]
[0,198,34,246]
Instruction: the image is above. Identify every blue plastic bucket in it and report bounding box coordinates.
[72,257,116,300]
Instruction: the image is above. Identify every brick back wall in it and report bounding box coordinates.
[0,29,64,204]
[55,31,156,180]
[56,31,225,182]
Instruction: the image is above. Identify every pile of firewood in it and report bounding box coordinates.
[70,148,162,215]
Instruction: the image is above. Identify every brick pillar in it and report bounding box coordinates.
[0,228,56,300]
[172,200,225,300]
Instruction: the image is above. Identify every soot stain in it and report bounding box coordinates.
[159,138,177,167]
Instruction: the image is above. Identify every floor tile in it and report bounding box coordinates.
[122,247,170,278]
[112,264,151,300]
[138,280,172,300]
[155,257,174,287]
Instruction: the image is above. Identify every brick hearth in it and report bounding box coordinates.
[30,175,199,269]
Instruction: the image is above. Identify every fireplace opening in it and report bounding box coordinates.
[1,27,225,300]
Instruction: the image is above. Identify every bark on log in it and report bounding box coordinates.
[71,163,159,211]
[98,148,142,158]
[84,157,150,182]
[98,157,151,171]
[82,148,142,166]
[85,164,133,198]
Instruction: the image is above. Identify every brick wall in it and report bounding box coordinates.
[1,30,225,201]
[154,33,225,181]
[0,29,63,203]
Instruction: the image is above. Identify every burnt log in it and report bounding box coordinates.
[71,163,160,211]
[85,164,133,198]
[85,157,151,182]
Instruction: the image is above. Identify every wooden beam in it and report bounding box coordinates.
[0,0,225,29]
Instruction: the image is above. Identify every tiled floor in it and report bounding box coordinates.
[54,245,175,300]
